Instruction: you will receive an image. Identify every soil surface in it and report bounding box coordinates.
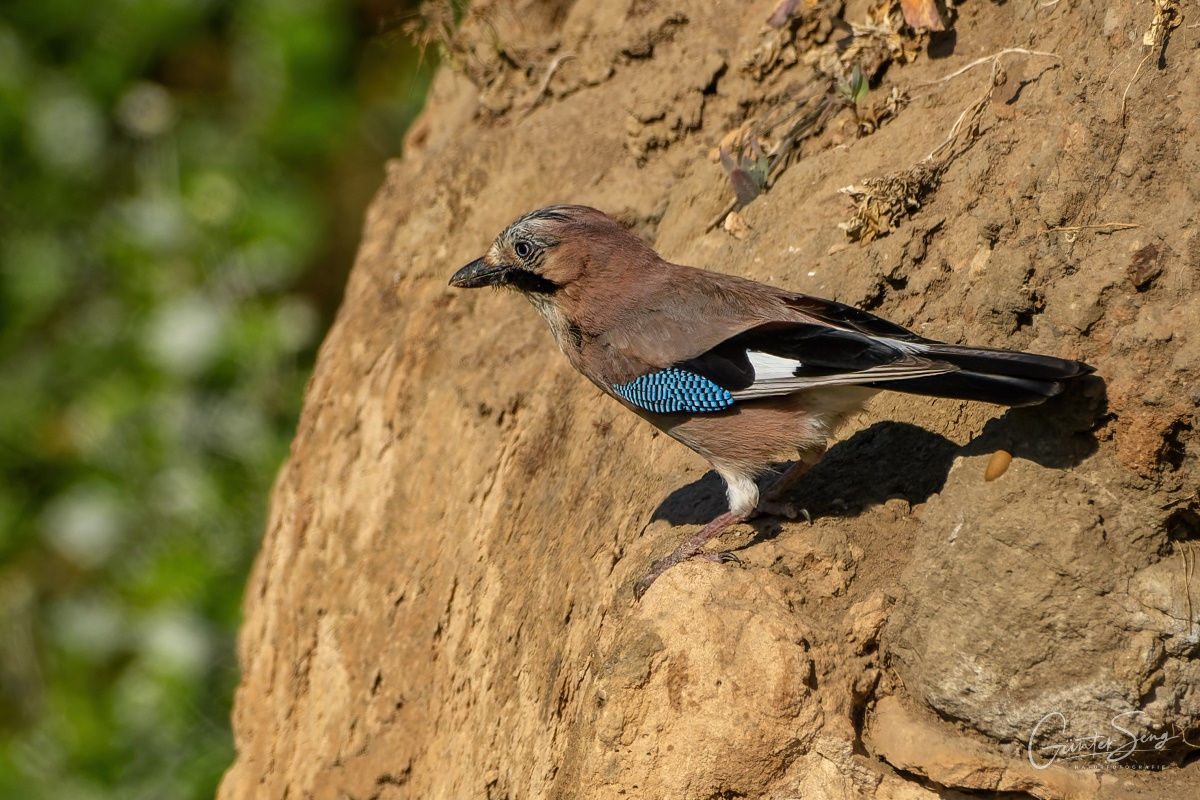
[219,1,1199,798]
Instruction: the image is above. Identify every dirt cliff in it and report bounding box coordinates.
[219,1,1199,798]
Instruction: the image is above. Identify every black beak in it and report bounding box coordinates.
[450,257,506,288]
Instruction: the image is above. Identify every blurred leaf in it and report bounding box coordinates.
[719,136,771,206]
[850,65,869,105]
[836,64,869,107]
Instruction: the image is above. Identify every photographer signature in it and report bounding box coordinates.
[1028,711,1184,769]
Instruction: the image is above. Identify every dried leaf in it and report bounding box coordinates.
[768,0,802,29]
[1129,244,1162,289]
[899,0,945,32]
[838,162,939,241]
[1143,0,1181,48]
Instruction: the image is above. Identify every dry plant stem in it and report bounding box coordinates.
[1121,51,1154,127]
[522,54,574,117]
[706,199,739,233]
[924,89,988,163]
[708,88,831,232]
[919,48,1060,86]
[1180,541,1195,636]
[919,49,1062,162]
[925,56,1007,162]
[767,99,837,188]
[1045,222,1140,233]
[1124,0,1182,126]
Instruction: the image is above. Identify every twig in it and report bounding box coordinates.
[925,87,987,162]
[705,198,738,233]
[1177,542,1194,636]
[920,48,1060,86]
[522,54,574,117]
[708,80,828,232]
[1121,51,1154,127]
[922,56,1006,164]
[1045,222,1141,233]
[766,96,837,189]
[1162,490,1200,510]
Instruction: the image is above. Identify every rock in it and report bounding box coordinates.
[886,454,1198,754]
[218,1,1200,798]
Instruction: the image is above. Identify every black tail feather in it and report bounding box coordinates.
[880,345,1094,407]
[920,344,1095,382]
[872,371,1065,407]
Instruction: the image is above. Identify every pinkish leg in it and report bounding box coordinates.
[633,448,827,600]
[756,447,825,520]
[633,510,748,600]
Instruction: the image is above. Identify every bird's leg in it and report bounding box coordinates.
[633,449,827,600]
[633,509,749,600]
[756,447,825,521]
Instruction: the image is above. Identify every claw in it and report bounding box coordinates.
[757,499,812,522]
[633,548,745,601]
[632,510,749,601]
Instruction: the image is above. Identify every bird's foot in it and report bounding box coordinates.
[633,554,679,600]
[632,548,745,599]
[757,499,812,522]
[633,510,745,600]
[686,550,744,566]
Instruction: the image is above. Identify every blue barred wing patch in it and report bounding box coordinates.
[612,368,735,414]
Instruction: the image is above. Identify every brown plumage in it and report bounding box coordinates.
[451,205,1094,598]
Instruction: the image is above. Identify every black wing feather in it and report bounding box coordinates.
[674,315,1093,408]
[782,295,929,342]
[679,322,915,389]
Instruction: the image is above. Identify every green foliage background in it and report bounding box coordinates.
[0,1,431,797]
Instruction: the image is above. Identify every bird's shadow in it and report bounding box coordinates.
[651,377,1106,527]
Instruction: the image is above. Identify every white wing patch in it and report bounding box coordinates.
[731,359,958,400]
[747,350,803,380]
[878,336,929,355]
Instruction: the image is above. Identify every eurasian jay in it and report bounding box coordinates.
[450,206,1094,598]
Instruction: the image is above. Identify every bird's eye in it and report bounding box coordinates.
[514,240,534,259]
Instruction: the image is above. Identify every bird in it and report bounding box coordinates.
[449,205,1094,599]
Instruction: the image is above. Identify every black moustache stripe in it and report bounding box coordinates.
[505,268,559,294]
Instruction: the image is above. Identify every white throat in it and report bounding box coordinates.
[523,292,574,355]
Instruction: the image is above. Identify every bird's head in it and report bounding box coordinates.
[449,206,583,294]
[450,205,655,298]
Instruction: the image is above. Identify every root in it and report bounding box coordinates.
[840,50,1060,241]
